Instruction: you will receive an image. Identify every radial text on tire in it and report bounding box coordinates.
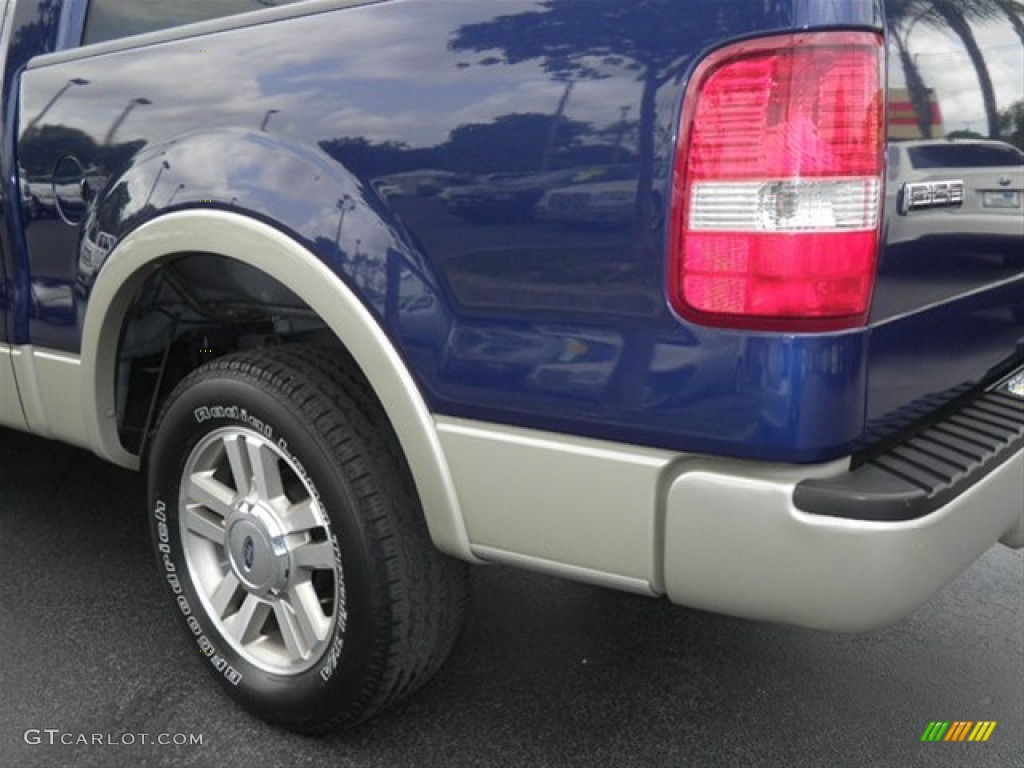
[146,345,468,734]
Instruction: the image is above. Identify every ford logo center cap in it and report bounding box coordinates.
[243,535,255,571]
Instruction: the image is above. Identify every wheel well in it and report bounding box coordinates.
[114,252,354,456]
[83,209,474,559]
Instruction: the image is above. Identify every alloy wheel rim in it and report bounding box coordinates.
[179,426,342,675]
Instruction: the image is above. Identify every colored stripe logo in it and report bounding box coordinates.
[921,721,997,742]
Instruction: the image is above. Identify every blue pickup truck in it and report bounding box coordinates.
[1,0,1022,734]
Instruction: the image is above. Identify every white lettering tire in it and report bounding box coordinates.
[147,345,467,734]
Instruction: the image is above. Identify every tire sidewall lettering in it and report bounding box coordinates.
[153,496,243,687]
[191,404,321,501]
[194,405,273,440]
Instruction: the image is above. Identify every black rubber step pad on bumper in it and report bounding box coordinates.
[795,389,1024,522]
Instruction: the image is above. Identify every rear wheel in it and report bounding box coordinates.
[147,345,467,734]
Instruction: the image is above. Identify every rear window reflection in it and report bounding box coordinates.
[908,143,1024,169]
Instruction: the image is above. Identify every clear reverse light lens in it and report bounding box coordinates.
[689,178,880,231]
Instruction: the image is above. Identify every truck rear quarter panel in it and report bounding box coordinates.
[13,0,890,466]
[9,0,1024,466]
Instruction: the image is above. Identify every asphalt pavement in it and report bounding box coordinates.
[0,427,1021,768]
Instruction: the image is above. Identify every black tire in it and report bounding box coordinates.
[146,345,467,734]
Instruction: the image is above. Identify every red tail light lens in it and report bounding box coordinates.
[669,32,884,331]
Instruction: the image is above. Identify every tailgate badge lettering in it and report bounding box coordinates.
[900,180,964,214]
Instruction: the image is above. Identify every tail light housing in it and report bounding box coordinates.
[669,32,884,331]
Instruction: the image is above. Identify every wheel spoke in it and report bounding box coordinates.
[273,600,311,660]
[222,434,251,497]
[282,498,321,535]
[209,572,241,618]
[187,471,235,519]
[247,438,285,503]
[289,581,330,644]
[292,539,336,571]
[184,504,226,546]
[222,595,271,646]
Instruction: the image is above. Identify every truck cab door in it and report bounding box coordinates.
[0,0,16,429]
[0,0,66,430]
[0,0,11,346]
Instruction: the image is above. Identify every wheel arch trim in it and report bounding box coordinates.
[81,209,475,560]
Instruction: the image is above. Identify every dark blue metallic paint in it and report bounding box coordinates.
[2,0,66,344]
[5,0,1023,463]
[793,0,883,28]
